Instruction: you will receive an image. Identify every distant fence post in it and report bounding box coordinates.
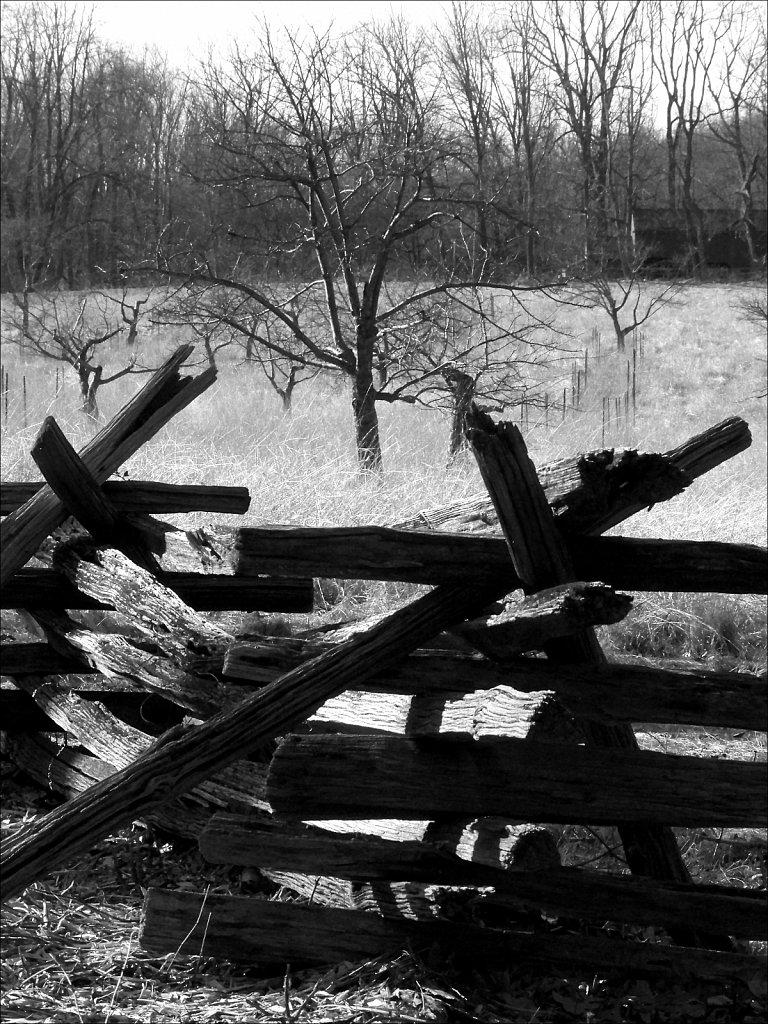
[23,375,27,429]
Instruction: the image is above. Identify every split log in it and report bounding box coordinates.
[10,676,269,814]
[233,526,766,595]
[392,417,751,536]
[1,480,250,517]
[261,868,766,940]
[309,686,577,741]
[464,408,705,947]
[223,640,767,731]
[268,733,767,826]
[303,817,560,872]
[200,812,559,877]
[1,577,510,901]
[6,643,761,733]
[1,678,183,735]
[30,610,239,717]
[2,568,314,612]
[30,418,161,573]
[139,888,765,981]
[263,870,485,922]
[8,733,208,839]
[1,345,215,587]
[453,581,632,658]
[200,812,766,941]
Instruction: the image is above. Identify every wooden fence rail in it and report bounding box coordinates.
[1,348,764,983]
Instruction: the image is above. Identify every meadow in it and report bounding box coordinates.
[1,280,766,1021]
[2,280,766,667]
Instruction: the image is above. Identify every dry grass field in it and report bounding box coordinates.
[1,280,766,1022]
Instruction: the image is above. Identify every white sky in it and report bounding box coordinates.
[88,0,450,64]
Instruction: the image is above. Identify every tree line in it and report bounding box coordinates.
[2,0,766,468]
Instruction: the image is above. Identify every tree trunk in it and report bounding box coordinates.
[353,321,383,472]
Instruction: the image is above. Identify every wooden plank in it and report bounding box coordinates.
[30,418,161,573]
[0,345,214,587]
[0,679,183,734]
[392,417,752,536]
[223,641,768,731]
[1,577,510,901]
[2,568,314,611]
[6,643,759,732]
[199,812,766,940]
[139,888,766,981]
[9,733,208,839]
[233,527,767,594]
[267,733,767,827]
[464,408,708,949]
[1,481,250,516]
[10,676,269,814]
[200,813,560,877]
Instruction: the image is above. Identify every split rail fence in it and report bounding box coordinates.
[1,345,766,984]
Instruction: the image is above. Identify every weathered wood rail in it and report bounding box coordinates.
[1,348,765,983]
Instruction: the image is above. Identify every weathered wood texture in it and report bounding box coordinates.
[30,418,162,573]
[139,887,765,981]
[1,481,250,516]
[302,816,561,872]
[1,678,184,735]
[2,568,314,611]
[392,417,751,536]
[9,676,269,815]
[0,346,215,587]
[307,686,577,741]
[1,578,509,901]
[31,610,240,717]
[199,812,766,940]
[199,812,560,878]
[454,581,632,658]
[222,640,767,730]
[7,733,209,839]
[233,526,766,594]
[267,733,767,827]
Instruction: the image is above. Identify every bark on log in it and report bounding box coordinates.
[1,481,250,517]
[261,867,766,940]
[453,581,632,658]
[267,733,767,827]
[2,568,314,612]
[1,577,510,901]
[302,817,561,872]
[0,346,214,587]
[199,812,766,940]
[30,609,240,717]
[199,812,560,878]
[10,676,269,814]
[1,678,184,734]
[392,417,751,536]
[31,418,161,573]
[223,640,768,730]
[233,527,767,594]
[465,408,704,945]
[8,733,209,839]
[139,888,765,981]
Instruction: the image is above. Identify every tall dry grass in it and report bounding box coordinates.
[1,281,766,664]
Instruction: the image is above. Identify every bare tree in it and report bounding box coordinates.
[650,0,731,274]
[530,0,642,266]
[706,2,767,265]
[153,18,553,471]
[494,0,560,278]
[7,290,139,418]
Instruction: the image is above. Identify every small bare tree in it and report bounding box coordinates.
[7,290,140,418]
[556,242,683,352]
